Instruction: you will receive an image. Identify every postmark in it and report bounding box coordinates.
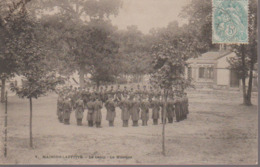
[212,0,248,44]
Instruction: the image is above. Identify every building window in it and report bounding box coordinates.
[188,67,192,79]
[199,67,214,79]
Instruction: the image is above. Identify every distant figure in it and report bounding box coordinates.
[93,95,103,128]
[63,97,72,125]
[57,93,64,123]
[130,97,140,127]
[119,97,130,127]
[140,98,149,126]
[86,96,95,127]
[75,99,84,126]
[150,98,160,125]
[105,95,116,127]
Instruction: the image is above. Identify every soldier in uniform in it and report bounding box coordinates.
[140,97,150,126]
[122,86,128,98]
[109,85,115,98]
[99,86,105,104]
[63,96,72,125]
[166,98,175,123]
[71,87,78,109]
[68,90,75,109]
[82,87,89,106]
[150,97,160,125]
[93,94,103,128]
[75,98,85,126]
[115,85,122,103]
[130,97,140,126]
[128,87,134,100]
[57,92,64,123]
[86,95,95,127]
[105,94,116,127]
[118,96,130,127]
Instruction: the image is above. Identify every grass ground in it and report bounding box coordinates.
[0,90,258,165]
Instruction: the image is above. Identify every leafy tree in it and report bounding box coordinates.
[150,22,195,156]
[32,0,122,87]
[180,0,217,53]
[70,20,121,87]
[115,25,153,82]
[228,0,257,105]
[39,14,78,76]
[9,9,63,148]
[0,0,31,102]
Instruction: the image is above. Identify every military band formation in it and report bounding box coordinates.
[56,85,189,128]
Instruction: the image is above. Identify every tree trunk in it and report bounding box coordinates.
[241,46,247,105]
[245,62,254,106]
[79,65,85,88]
[242,77,247,105]
[29,97,33,148]
[1,78,6,103]
[162,89,168,156]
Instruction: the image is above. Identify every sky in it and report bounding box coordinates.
[111,0,191,34]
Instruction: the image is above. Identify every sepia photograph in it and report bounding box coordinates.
[0,0,258,165]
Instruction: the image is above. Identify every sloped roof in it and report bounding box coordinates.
[187,51,232,63]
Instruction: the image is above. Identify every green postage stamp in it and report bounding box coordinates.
[212,0,248,44]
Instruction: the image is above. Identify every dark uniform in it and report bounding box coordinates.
[140,99,149,126]
[128,88,135,100]
[109,86,115,99]
[63,98,72,125]
[93,97,103,128]
[103,86,109,103]
[75,99,84,126]
[174,96,181,122]
[82,88,91,106]
[130,98,140,126]
[86,97,95,127]
[57,95,64,123]
[122,86,128,98]
[118,98,130,127]
[105,97,116,126]
[115,86,122,103]
[150,99,160,125]
[166,99,175,123]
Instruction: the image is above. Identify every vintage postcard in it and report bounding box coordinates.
[0,0,258,165]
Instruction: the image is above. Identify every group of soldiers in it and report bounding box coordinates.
[56,85,189,128]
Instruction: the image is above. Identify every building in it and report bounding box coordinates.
[185,51,257,89]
